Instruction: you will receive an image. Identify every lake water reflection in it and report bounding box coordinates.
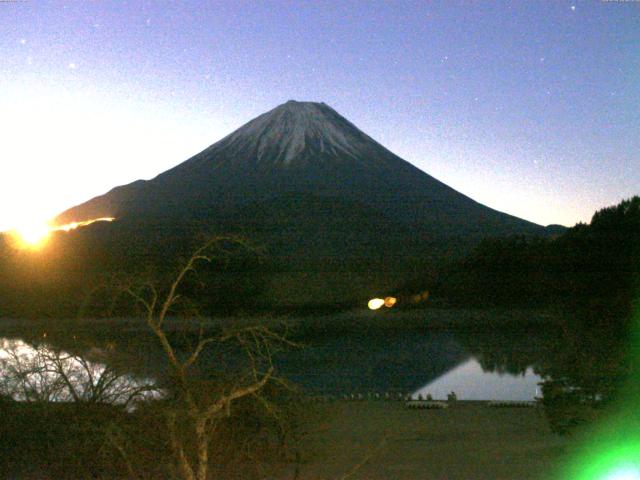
[0,323,552,402]
[273,328,548,399]
[0,337,160,407]
[412,359,543,401]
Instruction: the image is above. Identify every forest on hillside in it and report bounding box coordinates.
[438,196,639,318]
[0,197,638,321]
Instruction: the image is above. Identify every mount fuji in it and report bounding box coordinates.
[57,100,544,236]
[54,101,552,306]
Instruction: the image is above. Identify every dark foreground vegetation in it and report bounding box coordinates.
[0,197,637,478]
[0,390,302,479]
[0,247,308,480]
[0,398,569,480]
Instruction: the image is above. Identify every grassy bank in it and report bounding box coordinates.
[0,396,585,479]
[294,400,568,480]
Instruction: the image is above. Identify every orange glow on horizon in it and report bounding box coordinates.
[5,217,115,249]
[11,222,51,249]
[55,217,115,232]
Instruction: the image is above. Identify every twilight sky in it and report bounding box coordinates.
[1,0,638,231]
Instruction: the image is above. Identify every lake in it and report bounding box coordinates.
[0,314,554,402]
[412,360,541,401]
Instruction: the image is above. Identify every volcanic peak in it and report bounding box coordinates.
[213,100,372,165]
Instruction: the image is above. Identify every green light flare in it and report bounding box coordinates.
[556,298,640,480]
[601,465,640,480]
[564,441,640,480]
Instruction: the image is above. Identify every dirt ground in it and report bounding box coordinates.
[291,400,569,480]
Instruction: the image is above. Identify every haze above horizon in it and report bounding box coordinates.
[1,1,638,231]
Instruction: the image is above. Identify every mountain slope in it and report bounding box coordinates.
[56,100,542,239]
[53,100,553,307]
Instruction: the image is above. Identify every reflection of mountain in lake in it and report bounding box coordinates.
[6,328,473,397]
[0,324,558,400]
[412,359,543,401]
[274,331,469,395]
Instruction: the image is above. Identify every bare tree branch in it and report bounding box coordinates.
[96,236,293,480]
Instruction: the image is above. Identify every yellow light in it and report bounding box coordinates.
[384,297,397,308]
[368,298,385,310]
[59,222,79,232]
[4,217,115,250]
[11,221,51,249]
[56,217,114,232]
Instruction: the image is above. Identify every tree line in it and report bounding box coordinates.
[437,196,639,321]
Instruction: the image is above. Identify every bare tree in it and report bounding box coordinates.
[0,338,158,407]
[121,237,297,480]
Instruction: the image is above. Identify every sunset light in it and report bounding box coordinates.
[12,221,51,248]
[6,217,115,249]
[55,217,115,232]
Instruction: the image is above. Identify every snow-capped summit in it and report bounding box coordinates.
[51,100,558,307]
[56,100,544,242]
[178,100,403,173]
[212,100,366,165]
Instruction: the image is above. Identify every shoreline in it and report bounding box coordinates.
[0,306,563,337]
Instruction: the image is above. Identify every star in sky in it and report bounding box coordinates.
[0,1,637,228]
